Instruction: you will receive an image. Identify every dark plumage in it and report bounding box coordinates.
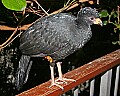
[15,7,102,90]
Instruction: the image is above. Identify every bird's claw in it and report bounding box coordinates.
[49,83,64,91]
[49,78,76,91]
[55,77,76,84]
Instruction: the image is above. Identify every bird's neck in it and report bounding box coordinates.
[76,18,90,33]
[74,18,92,47]
[76,17,89,28]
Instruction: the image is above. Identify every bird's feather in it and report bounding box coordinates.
[19,13,86,59]
[15,55,32,90]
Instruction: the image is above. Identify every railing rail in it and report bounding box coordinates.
[17,49,120,96]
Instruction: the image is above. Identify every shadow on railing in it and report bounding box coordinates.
[17,49,120,96]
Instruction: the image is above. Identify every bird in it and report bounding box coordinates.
[15,7,102,90]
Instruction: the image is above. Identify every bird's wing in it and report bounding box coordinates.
[19,13,77,57]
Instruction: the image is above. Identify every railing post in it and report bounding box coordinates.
[90,79,95,96]
[99,69,112,96]
[74,88,79,96]
[114,65,120,96]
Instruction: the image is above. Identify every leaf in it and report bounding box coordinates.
[99,10,109,18]
[2,0,27,11]
[113,22,120,29]
[111,11,118,18]
[116,24,120,29]
[103,20,108,25]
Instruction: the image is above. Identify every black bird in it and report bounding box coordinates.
[15,7,102,90]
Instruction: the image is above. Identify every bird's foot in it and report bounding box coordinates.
[49,78,76,90]
[49,82,64,90]
[55,77,76,85]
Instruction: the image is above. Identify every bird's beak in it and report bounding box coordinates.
[93,18,103,26]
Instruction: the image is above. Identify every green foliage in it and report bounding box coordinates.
[99,10,109,18]
[99,10,119,26]
[99,9,119,30]
[2,0,26,11]
[99,7,120,45]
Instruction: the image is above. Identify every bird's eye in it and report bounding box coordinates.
[89,17,94,21]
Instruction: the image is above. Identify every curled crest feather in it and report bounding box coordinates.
[78,7,99,18]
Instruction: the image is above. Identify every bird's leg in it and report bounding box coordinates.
[49,65,64,90]
[56,62,63,80]
[55,62,76,84]
[45,56,64,90]
[50,65,54,85]
[45,56,75,90]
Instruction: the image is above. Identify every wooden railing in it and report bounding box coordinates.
[17,49,120,96]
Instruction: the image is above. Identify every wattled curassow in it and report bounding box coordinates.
[15,7,102,90]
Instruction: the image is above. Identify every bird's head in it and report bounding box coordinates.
[77,7,102,26]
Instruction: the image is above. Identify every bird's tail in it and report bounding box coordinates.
[15,55,32,90]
